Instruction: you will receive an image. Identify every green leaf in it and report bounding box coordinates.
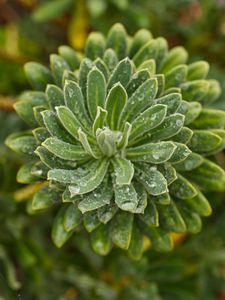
[106,23,127,60]
[85,32,106,60]
[192,108,225,129]
[96,128,119,157]
[33,127,49,143]
[160,46,188,74]
[94,58,109,81]
[159,200,186,233]
[181,80,209,102]
[177,205,202,234]
[155,93,181,115]
[46,84,64,110]
[107,58,133,92]
[91,225,111,255]
[132,183,148,213]
[171,127,193,144]
[32,186,60,210]
[183,189,212,217]
[155,37,168,69]
[103,48,118,72]
[165,65,187,89]
[187,61,209,80]
[117,122,132,149]
[33,105,47,127]
[56,105,82,140]
[184,101,202,125]
[152,193,171,205]
[64,80,91,128]
[87,67,106,120]
[133,39,158,67]
[157,163,177,185]
[146,227,173,252]
[187,130,222,154]
[168,142,191,163]
[201,79,221,105]
[83,211,101,232]
[174,152,203,171]
[58,45,81,70]
[52,207,73,248]
[106,83,127,129]
[31,161,49,178]
[78,58,94,100]
[62,187,81,203]
[169,174,197,199]
[78,128,99,158]
[5,132,37,155]
[111,211,133,249]
[127,141,176,164]
[139,201,159,227]
[128,225,144,260]
[14,91,47,126]
[154,74,165,97]
[126,69,151,97]
[62,70,77,83]
[129,104,167,144]
[50,54,70,86]
[69,159,109,195]
[41,110,73,142]
[129,28,152,58]
[42,137,89,160]
[114,183,138,212]
[187,158,225,191]
[97,203,118,224]
[112,157,134,185]
[136,164,168,196]
[17,161,39,183]
[78,179,113,213]
[24,62,53,91]
[63,204,82,232]
[120,78,158,123]
[93,106,107,133]
[150,114,185,141]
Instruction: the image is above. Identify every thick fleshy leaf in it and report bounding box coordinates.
[136,165,168,196]
[171,127,193,144]
[96,127,120,156]
[63,204,82,232]
[17,161,39,183]
[62,187,81,203]
[137,59,156,74]
[133,39,158,67]
[155,37,168,69]
[187,158,225,191]
[117,122,132,149]
[157,163,177,185]
[139,201,159,227]
[112,157,134,185]
[91,225,111,255]
[152,193,171,205]
[154,74,165,97]
[155,93,181,115]
[78,128,99,158]
[120,78,158,123]
[169,174,197,199]
[106,23,127,60]
[127,141,176,164]
[187,61,209,80]
[192,109,225,129]
[78,58,94,99]
[128,225,144,260]
[85,32,105,60]
[97,203,118,224]
[126,69,151,97]
[129,28,152,58]
[111,211,133,249]
[106,83,127,130]
[129,104,167,144]
[165,65,187,89]
[50,54,70,86]
[114,183,138,212]
[181,80,209,102]
[177,205,202,234]
[103,48,118,72]
[168,143,191,163]
[107,58,132,90]
[92,106,107,133]
[42,137,89,160]
[33,127,49,143]
[5,132,37,155]
[78,179,113,213]
[34,105,48,127]
[94,58,109,81]
[145,227,173,252]
[69,159,109,195]
[48,169,80,184]
[174,152,203,171]
[201,79,221,105]
[187,130,222,154]
[132,183,148,214]
[52,207,73,247]
[32,186,60,210]
[184,102,202,125]
[87,67,106,119]
[46,84,64,110]
[150,114,185,141]
[160,46,188,74]
[83,211,101,232]
[159,200,186,233]
[58,45,81,70]
[24,62,53,90]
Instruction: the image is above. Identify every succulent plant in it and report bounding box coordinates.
[6,23,225,259]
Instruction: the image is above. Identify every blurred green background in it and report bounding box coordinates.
[1,1,225,299]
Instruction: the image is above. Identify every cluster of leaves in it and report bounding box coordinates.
[6,23,225,259]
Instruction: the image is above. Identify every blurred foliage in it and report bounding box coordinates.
[1,0,225,299]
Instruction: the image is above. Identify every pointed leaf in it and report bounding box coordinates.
[46,84,64,110]
[169,174,197,199]
[103,48,118,72]
[98,203,118,224]
[126,69,151,97]
[107,58,132,90]
[32,186,60,210]
[129,28,152,58]
[168,142,191,163]
[50,54,70,86]
[133,39,158,67]
[83,211,101,232]
[174,152,203,171]
[139,201,159,227]
[155,93,181,115]
[93,106,107,133]
[63,204,82,232]
[78,58,94,99]
[112,157,134,185]
[114,183,138,212]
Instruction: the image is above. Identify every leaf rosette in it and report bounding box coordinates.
[6,23,225,258]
